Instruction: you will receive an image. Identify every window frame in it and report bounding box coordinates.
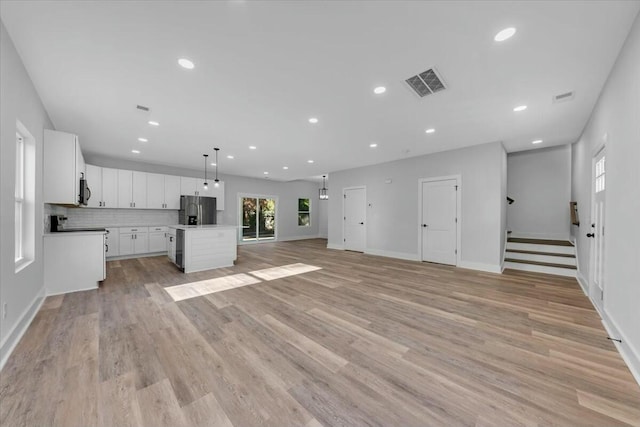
[15,132,25,264]
[297,198,311,227]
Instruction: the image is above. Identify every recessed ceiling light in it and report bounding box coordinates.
[308,117,318,124]
[138,137,148,142]
[148,121,159,126]
[249,145,257,150]
[283,166,289,170]
[131,149,140,154]
[227,155,234,159]
[532,139,543,144]
[513,105,527,112]
[369,143,378,148]
[307,160,314,164]
[425,128,435,134]
[374,86,386,94]
[178,58,195,69]
[210,162,216,166]
[264,171,269,175]
[494,27,516,42]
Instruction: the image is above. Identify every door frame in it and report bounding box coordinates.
[417,175,462,266]
[342,186,366,251]
[589,144,606,305]
[237,193,279,245]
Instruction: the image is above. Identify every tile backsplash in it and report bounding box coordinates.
[64,208,179,228]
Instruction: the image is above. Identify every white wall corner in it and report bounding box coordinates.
[0,284,46,371]
[364,248,420,262]
[601,312,640,388]
[458,261,502,274]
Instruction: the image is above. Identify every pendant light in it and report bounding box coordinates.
[319,175,329,200]
[202,154,209,190]
[213,147,220,187]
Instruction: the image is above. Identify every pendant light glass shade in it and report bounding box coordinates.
[213,148,220,187]
[202,154,209,190]
[319,175,329,200]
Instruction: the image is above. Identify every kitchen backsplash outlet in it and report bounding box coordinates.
[65,208,179,228]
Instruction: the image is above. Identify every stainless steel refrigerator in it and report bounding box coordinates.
[179,195,217,225]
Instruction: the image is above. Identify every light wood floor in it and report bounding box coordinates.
[2,239,639,426]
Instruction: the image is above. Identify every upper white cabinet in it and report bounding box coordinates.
[85,165,118,208]
[147,173,180,209]
[179,176,224,210]
[118,170,147,208]
[44,129,85,205]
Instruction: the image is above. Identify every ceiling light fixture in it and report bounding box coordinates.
[425,128,435,134]
[264,171,269,175]
[210,162,216,166]
[213,148,220,187]
[202,154,209,190]
[178,58,195,69]
[369,143,378,148]
[148,121,159,126]
[308,117,318,124]
[532,139,543,144]
[227,155,234,159]
[249,146,257,150]
[307,160,314,164]
[138,137,148,142]
[494,27,516,42]
[319,175,329,200]
[374,86,386,94]
[513,105,527,112]
[131,149,140,154]
[283,166,289,170]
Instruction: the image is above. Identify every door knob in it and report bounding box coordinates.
[586,233,595,238]
[422,224,428,227]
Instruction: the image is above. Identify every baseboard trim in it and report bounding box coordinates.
[46,284,99,297]
[458,261,502,274]
[364,248,420,262]
[576,272,589,296]
[107,251,167,261]
[601,312,640,388]
[0,285,46,371]
[327,243,344,250]
[278,235,323,242]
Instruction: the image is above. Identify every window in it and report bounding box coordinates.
[298,198,310,226]
[240,196,277,242]
[595,156,605,193]
[15,121,35,271]
[15,132,24,262]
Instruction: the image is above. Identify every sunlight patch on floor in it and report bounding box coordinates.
[164,263,322,302]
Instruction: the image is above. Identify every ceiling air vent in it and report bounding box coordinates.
[136,104,150,111]
[553,91,574,103]
[405,67,447,98]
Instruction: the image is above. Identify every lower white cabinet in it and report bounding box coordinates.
[149,226,168,253]
[167,229,176,263]
[119,227,149,255]
[105,228,120,257]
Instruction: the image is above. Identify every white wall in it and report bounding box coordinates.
[317,197,329,239]
[507,145,572,240]
[328,142,506,272]
[571,12,640,382]
[84,155,321,241]
[0,21,53,367]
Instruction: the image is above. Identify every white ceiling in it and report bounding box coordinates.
[2,1,638,181]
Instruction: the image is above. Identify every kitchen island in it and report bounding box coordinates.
[168,224,238,273]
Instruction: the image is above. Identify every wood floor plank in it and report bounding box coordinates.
[1,238,639,426]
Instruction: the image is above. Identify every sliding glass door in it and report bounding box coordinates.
[241,196,276,242]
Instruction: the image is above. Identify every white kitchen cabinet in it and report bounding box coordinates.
[210,181,225,210]
[167,229,176,263]
[44,129,85,206]
[118,170,147,208]
[105,228,119,257]
[86,165,118,208]
[180,176,199,196]
[119,227,149,255]
[44,231,105,295]
[147,174,181,209]
[149,226,168,252]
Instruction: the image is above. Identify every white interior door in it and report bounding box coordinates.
[590,148,606,303]
[343,187,366,252]
[421,179,457,265]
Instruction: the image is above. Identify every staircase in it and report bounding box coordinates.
[504,237,577,277]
